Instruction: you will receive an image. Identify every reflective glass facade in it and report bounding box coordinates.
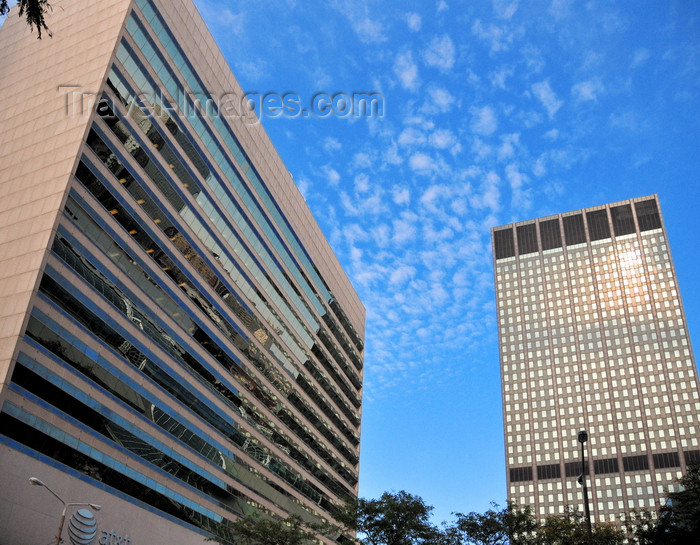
[0,1,364,544]
[492,196,700,525]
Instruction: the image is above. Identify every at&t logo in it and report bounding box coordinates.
[67,509,131,545]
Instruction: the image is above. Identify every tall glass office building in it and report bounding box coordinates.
[0,1,364,544]
[492,196,700,525]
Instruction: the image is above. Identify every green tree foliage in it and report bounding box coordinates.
[450,502,536,545]
[450,504,624,545]
[206,469,700,545]
[643,465,700,545]
[209,513,331,545]
[229,514,318,545]
[534,508,624,545]
[620,509,657,545]
[339,491,444,545]
[0,0,52,38]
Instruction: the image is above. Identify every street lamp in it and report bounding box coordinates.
[577,431,593,545]
[29,477,102,545]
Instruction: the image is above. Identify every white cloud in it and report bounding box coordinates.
[372,224,391,248]
[450,197,469,215]
[609,110,645,133]
[394,50,420,91]
[423,35,456,71]
[545,128,559,140]
[471,170,501,212]
[384,142,403,165]
[355,173,371,193]
[425,86,455,113]
[420,184,451,209]
[529,147,588,183]
[409,152,437,175]
[353,267,383,287]
[471,137,493,159]
[493,0,519,19]
[632,154,651,168]
[209,6,246,36]
[548,0,572,20]
[471,105,498,136]
[296,176,311,200]
[392,186,411,206]
[498,133,520,160]
[472,19,513,54]
[437,1,448,13]
[398,127,427,146]
[390,265,416,286]
[353,152,373,169]
[632,48,651,68]
[601,10,629,35]
[341,192,359,215]
[490,66,513,89]
[392,215,417,244]
[235,58,271,82]
[532,80,563,119]
[343,223,371,246]
[522,44,545,73]
[331,0,387,44]
[428,282,449,306]
[323,137,342,152]
[406,12,422,31]
[350,245,363,262]
[579,50,605,72]
[429,129,457,150]
[404,114,435,129]
[424,224,454,243]
[360,191,387,215]
[353,17,387,44]
[322,165,341,185]
[506,163,531,210]
[572,79,603,102]
[533,154,547,177]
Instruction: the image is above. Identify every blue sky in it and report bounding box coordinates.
[190,0,700,523]
[4,0,699,525]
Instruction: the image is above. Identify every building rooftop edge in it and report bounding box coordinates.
[490,193,659,232]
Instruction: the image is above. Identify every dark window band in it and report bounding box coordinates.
[537,463,561,480]
[539,219,562,251]
[635,199,662,232]
[611,204,636,236]
[563,214,586,246]
[494,228,515,259]
[517,224,538,256]
[510,466,533,482]
[587,209,611,241]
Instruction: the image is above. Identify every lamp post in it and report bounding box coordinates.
[577,431,593,545]
[29,477,102,545]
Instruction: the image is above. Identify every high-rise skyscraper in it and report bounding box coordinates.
[0,2,364,544]
[492,195,700,525]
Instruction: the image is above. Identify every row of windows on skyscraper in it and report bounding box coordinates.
[510,450,700,483]
[494,198,662,259]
